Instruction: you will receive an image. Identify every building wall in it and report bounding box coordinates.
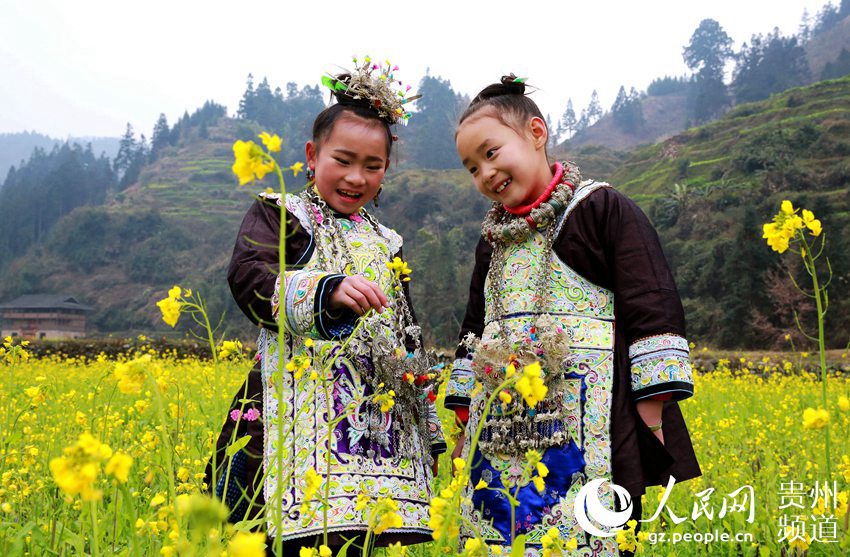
[0,310,87,340]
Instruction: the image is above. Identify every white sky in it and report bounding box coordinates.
[0,0,832,139]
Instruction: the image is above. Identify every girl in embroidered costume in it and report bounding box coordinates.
[205,64,446,556]
[446,76,701,555]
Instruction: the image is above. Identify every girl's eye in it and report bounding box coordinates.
[367,166,383,171]
[334,157,350,165]
[485,148,497,158]
[467,166,478,175]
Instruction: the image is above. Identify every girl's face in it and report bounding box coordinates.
[455,112,551,208]
[306,113,390,214]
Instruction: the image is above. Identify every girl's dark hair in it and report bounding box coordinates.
[458,74,546,136]
[312,74,394,156]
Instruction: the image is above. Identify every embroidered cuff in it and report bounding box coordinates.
[277,270,357,340]
[629,334,694,401]
[444,357,475,409]
[427,399,447,455]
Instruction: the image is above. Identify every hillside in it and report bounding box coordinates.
[610,76,850,348]
[0,132,119,182]
[567,94,689,151]
[1,77,849,349]
[807,15,850,78]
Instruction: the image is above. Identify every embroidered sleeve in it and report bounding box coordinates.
[444,356,476,410]
[629,334,694,401]
[427,397,448,455]
[272,272,358,340]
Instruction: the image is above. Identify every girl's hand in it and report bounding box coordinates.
[330,275,388,316]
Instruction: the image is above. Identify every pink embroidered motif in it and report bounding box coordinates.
[350,213,363,224]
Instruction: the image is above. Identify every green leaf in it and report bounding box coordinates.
[513,77,527,83]
[321,75,336,89]
[335,535,360,557]
[334,81,348,91]
[510,534,527,557]
[758,546,770,557]
[225,435,251,457]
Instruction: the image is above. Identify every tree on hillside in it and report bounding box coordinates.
[586,90,603,125]
[798,8,813,42]
[238,74,255,120]
[236,76,323,166]
[647,76,691,97]
[150,113,170,161]
[576,109,589,133]
[611,86,644,134]
[404,74,464,169]
[0,142,115,268]
[683,19,733,122]
[545,114,556,149]
[114,124,137,178]
[812,2,844,36]
[733,29,810,104]
[821,47,850,79]
[558,99,577,141]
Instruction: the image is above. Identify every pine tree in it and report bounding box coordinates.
[237,74,255,119]
[113,123,137,177]
[683,19,733,121]
[576,109,589,133]
[559,99,577,140]
[150,113,170,161]
[405,75,464,169]
[586,90,603,125]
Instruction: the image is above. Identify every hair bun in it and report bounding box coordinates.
[471,74,527,104]
[329,73,366,107]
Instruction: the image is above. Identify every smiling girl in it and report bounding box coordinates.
[446,76,700,555]
[206,63,445,556]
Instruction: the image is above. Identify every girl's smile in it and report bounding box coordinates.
[455,113,553,209]
[306,114,390,214]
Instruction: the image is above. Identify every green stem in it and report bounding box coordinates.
[802,234,832,484]
[273,154,287,557]
[323,377,332,547]
[89,499,100,557]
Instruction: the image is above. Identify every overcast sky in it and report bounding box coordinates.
[0,0,831,139]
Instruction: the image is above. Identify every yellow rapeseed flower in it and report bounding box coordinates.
[232,140,275,185]
[838,396,850,412]
[156,296,182,328]
[105,452,133,483]
[218,340,243,360]
[385,257,412,282]
[228,531,267,557]
[114,354,156,395]
[290,161,305,177]
[515,361,547,408]
[49,433,113,501]
[369,496,403,534]
[258,132,282,153]
[461,537,487,557]
[802,407,829,429]
[300,468,322,514]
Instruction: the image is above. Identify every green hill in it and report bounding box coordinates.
[2,77,849,349]
[610,76,850,348]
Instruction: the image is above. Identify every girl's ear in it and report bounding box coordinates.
[528,117,548,151]
[305,140,317,169]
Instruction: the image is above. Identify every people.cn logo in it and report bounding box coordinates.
[573,479,633,537]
